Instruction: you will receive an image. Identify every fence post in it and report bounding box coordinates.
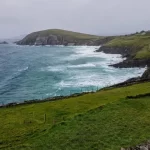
[32,112,34,120]
[53,119,55,125]
[44,114,46,123]
[62,116,65,121]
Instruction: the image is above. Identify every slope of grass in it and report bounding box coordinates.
[23,96,150,150]
[135,45,150,59]
[18,29,103,45]
[0,82,150,149]
[105,35,150,59]
[25,29,101,41]
[36,29,101,40]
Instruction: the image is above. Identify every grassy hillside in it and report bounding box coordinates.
[24,96,150,150]
[17,29,103,45]
[105,33,150,59]
[0,82,150,149]
[34,29,101,40]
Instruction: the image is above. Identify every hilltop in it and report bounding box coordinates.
[16,29,111,46]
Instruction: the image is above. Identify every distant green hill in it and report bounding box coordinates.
[35,29,100,39]
[16,29,104,46]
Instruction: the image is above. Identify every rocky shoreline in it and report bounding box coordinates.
[96,45,150,68]
[0,41,8,44]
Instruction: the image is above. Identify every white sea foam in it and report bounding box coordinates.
[41,46,146,91]
[68,63,96,68]
[65,46,124,66]
[56,67,146,89]
[41,66,64,72]
[18,67,29,72]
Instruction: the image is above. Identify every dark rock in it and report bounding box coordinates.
[5,102,17,107]
[16,29,114,46]
[35,36,48,45]
[47,35,59,45]
[111,59,150,68]
[121,141,150,150]
[0,41,8,44]
[141,68,150,79]
[96,45,150,68]
[125,77,141,83]
[96,45,132,55]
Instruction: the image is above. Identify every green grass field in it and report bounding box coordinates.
[27,29,101,41]
[24,96,150,150]
[0,82,150,149]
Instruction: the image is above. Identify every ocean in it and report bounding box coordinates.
[0,44,145,104]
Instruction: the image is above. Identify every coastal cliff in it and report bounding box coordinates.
[97,45,150,68]
[96,32,150,68]
[16,29,113,46]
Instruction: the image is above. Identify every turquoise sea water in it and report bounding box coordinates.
[0,44,145,104]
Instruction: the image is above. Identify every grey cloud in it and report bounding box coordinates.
[0,0,150,38]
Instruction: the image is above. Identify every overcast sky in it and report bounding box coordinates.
[0,0,150,39]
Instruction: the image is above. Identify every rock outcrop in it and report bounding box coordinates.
[141,67,150,79]
[96,45,132,56]
[16,29,114,46]
[111,58,150,68]
[17,34,91,46]
[121,141,150,150]
[16,29,96,46]
[0,41,8,44]
[96,45,150,68]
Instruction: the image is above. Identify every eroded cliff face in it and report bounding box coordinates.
[111,58,150,68]
[18,35,87,46]
[121,141,150,150]
[96,45,150,68]
[96,45,132,56]
[17,34,62,45]
[16,32,113,46]
[34,35,61,45]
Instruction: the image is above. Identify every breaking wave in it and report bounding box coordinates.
[0,45,146,104]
